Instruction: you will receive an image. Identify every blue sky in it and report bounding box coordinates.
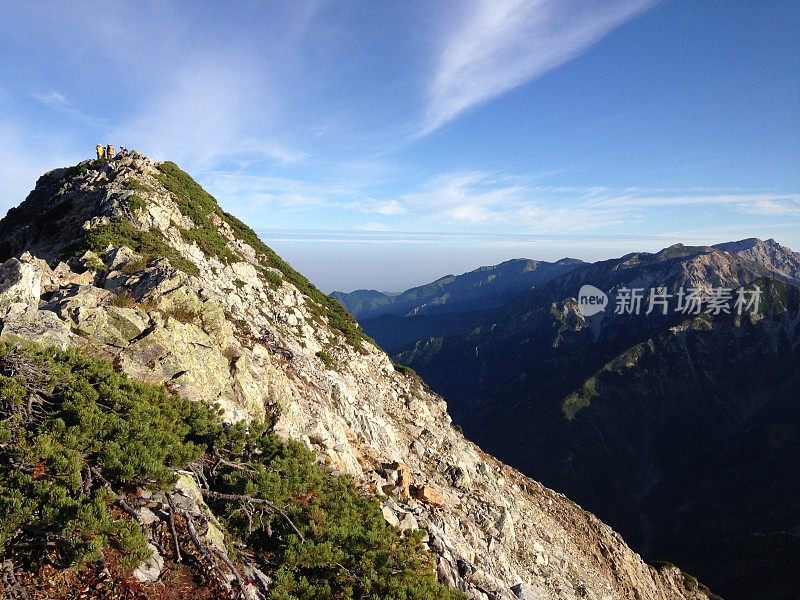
[1,1,798,292]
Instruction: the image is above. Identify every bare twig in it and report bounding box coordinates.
[200,489,305,542]
[90,467,144,528]
[165,496,182,563]
[181,510,213,564]
[178,509,248,598]
[189,462,210,490]
[81,462,93,495]
[211,454,259,477]
[211,546,248,599]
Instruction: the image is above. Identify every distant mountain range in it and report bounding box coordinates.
[332,257,584,319]
[333,238,800,600]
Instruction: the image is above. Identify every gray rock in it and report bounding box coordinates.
[106,245,141,271]
[243,561,272,600]
[137,506,160,526]
[0,258,40,310]
[511,582,543,600]
[132,543,163,582]
[381,505,400,527]
[397,512,419,531]
[1,304,72,349]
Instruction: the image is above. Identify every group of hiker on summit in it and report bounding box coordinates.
[95,143,129,160]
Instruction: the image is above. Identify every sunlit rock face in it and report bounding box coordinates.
[0,154,715,600]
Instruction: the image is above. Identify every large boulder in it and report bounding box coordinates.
[0,304,72,349]
[0,257,41,312]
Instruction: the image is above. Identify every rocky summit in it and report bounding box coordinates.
[0,154,714,599]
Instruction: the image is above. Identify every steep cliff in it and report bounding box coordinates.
[0,154,714,599]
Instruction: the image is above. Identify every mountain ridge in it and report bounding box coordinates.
[371,238,800,600]
[332,257,585,320]
[0,154,714,599]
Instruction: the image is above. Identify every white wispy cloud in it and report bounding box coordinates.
[738,197,800,216]
[33,91,68,107]
[111,54,289,169]
[420,0,654,136]
[348,200,407,216]
[400,172,524,219]
[201,172,353,209]
[593,191,800,209]
[32,90,105,127]
[395,171,614,230]
[373,172,800,235]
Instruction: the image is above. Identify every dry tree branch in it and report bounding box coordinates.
[90,466,145,528]
[177,509,248,599]
[165,495,182,563]
[211,547,248,599]
[200,489,306,542]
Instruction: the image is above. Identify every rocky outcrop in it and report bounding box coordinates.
[0,155,714,599]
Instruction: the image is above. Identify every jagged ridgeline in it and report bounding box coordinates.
[0,340,461,599]
[0,156,365,347]
[0,154,717,600]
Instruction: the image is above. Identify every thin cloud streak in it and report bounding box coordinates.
[32,90,106,128]
[198,167,800,239]
[33,91,68,107]
[255,227,706,245]
[594,192,800,208]
[420,0,654,136]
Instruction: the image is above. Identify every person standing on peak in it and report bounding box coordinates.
[106,144,115,159]
[95,144,105,160]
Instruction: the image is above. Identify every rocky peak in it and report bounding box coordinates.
[0,152,157,263]
[714,237,800,284]
[0,155,715,599]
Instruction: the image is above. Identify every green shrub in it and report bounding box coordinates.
[316,350,334,367]
[263,269,283,289]
[164,303,201,324]
[65,216,198,275]
[156,162,242,266]
[82,253,107,272]
[0,342,212,568]
[108,291,137,309]
[124,179,152,193]
[180,226,238,264]
[124,193,146,213]
[120,256,149,275]
[206,422,463,600]
[0,340,463,599]
[392,360,417,378]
